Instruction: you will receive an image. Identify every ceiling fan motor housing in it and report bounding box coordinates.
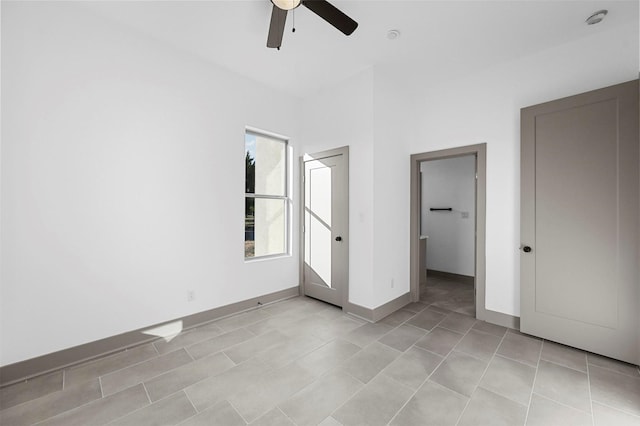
[267,0,358,49]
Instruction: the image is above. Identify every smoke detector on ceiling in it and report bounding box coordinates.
[586,10,608,25]
[387,29,401,40]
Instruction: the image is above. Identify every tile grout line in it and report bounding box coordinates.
[101,349,204,397]
[226,396,254,425]
[342,324,397,349]
[437,323,474,335]
[522,338,544,425]
[152,328,226,356]
[412,344,452,359]
[275,405,300,426]
[532,390,593,415]
[496,353,536,373]
[453,326,511,426]
[244,325,259,336]
[168,358,270,405]
[401,322,433,334]
[104,388,182,425]
[448,344,498,365]
[464,340,535,407]
[270,341,361,406]
[590,399,640,419]
[64,343,161,387]
[383,370,424,394]
[3,372,121,424]
[185,327,271,361]
[371,372,422,425]
[183,346,195,361]
[219,351,236,367]
[0,384,65,414]
[181,388,199,416]
[468,324,508,339]
[492,350,539,369]
[291,336,353,365]
[141,382,152,405]
[29,380,110,425]
[324,371,371,424]
[539,355,590,374]
[586,357,640,378]
[105,345,161,377]
[585,353,596,426]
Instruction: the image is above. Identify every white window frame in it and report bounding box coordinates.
[244,128,290,261]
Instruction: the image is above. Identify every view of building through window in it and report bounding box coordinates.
[245,131,288,259]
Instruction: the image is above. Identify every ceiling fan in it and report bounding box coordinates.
[267,0,358,49]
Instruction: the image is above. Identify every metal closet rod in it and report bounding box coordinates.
[430,208,452,211]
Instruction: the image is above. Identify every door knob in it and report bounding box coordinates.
[522,245,532,253]
[335,236,342,242]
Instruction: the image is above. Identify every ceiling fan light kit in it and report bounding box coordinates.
[267,0,358,50]
[272,0,301,11]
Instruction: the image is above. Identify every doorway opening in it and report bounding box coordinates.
[410,143,487,321]
[420,155,476,316]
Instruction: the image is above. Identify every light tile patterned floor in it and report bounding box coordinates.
[1,275,639,425]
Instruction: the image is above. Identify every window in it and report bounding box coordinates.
[245,130,289,259]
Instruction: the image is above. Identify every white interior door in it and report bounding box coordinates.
[520,80,639,365]
[302,148,348,307]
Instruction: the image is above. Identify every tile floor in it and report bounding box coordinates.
[420,272,475,317]
[1,277,639,426]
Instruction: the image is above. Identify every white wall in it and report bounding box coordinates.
[421,156,476,276]
[1,3,300,366]
[298,66,421,310]
[299,69,375,308]
[370,66,419,307]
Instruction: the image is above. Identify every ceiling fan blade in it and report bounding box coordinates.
[302,0,358,36]
[267,5,288,48]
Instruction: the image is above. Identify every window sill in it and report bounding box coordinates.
[244,253,292,263]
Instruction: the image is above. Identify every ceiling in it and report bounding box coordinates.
[80,0,638,98]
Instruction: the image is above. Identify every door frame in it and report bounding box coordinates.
[409,143,487,321]
[299,146,349,309]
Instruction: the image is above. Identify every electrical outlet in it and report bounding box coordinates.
[391,278,395,289]
[461,211,470,219]
[187,290,195,302]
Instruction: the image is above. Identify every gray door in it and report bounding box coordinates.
[520,80,639,365]
[302,147,349,307]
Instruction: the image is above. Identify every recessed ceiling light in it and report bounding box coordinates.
[586,10,608,25]
[387,29,401,40]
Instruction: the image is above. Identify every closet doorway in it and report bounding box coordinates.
[409,144,487,321]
